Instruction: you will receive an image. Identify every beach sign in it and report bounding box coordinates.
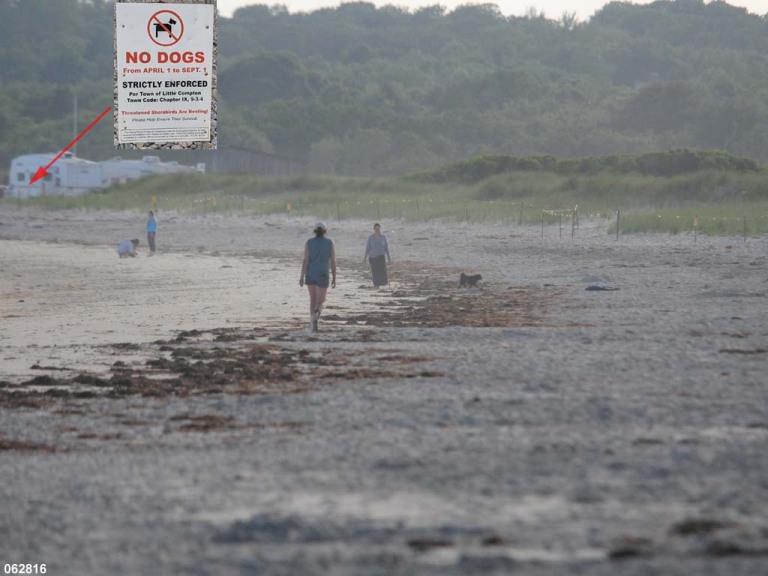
[115,2,216,148]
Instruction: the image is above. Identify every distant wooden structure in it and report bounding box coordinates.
[208,146,308,176]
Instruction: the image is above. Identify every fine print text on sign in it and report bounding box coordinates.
[115,2,215,147]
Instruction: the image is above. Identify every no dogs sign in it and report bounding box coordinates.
[115,2,216,148]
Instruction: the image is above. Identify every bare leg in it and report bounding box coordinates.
[307,285,318,316]
[306,285,328,332]
[315,287,328,317]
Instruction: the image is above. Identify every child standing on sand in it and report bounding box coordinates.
[146,210,157,256]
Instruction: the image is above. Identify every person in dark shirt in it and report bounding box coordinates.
[299,222,336,333]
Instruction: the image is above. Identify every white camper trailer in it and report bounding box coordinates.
[8,153,204,197]
[100,156,200,186]
[9,153,104,197]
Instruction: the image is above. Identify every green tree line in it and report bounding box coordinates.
[1,0,768,182]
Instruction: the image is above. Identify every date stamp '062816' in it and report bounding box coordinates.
[3,566,46,574]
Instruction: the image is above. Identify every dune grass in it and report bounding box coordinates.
[616,204,768,236]
[5,170,768,236]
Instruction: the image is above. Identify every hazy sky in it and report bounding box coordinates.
[217,0,766,21]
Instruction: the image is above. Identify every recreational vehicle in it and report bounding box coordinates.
[100,155,201,186]
[10,153,102,197]
[7,153,204,197]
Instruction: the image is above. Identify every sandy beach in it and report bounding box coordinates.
[1,203,768,575]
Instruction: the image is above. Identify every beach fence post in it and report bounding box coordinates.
[693,215,699,242]
[519,202,524,226]
[559,212,562,239]
[541,210,545,239]
[416,199,420,220]
[571,205,578,238]
[616,209,620,240]
[465,201,470,223]
[336,202,341,222]
[743,215,747,241]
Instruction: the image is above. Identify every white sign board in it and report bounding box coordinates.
[115,2,214,146]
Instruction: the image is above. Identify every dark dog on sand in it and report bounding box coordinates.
[459,273,482,288]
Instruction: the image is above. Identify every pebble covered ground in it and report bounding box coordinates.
[1,205,767,575]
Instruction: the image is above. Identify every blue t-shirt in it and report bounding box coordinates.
[147,216,157,233]
[306,237,332,283]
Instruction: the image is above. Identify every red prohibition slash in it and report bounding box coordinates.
[147,9,184,47]
[29,106,112,185]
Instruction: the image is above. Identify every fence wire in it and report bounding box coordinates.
[7,194,768,237]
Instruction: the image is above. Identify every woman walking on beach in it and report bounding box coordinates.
[299,222,336,333]
[363,222,391,288]
[146,210,157,256]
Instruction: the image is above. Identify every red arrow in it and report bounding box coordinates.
[29,105,112,185]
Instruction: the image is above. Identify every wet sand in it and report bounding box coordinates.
[0,239,374,381]
[1,204,768,575]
